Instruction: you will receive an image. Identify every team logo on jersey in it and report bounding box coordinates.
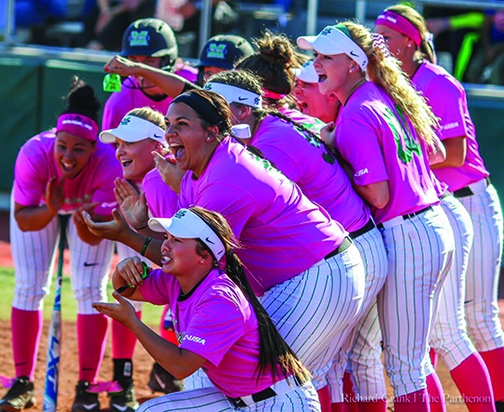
[129,30,150,47]
[206,43,227,59]
[120,117,131,126]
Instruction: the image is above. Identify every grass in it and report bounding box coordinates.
[0,266,164,325]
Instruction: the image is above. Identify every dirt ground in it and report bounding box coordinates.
[0,319,160,412]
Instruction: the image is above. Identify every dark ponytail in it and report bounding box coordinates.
[61,76,101,123]
[190,207,311,384]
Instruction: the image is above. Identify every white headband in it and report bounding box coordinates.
[100,115,167,146]
[149,209,225,261]
[204,82,263,109]
[297,25,369,72]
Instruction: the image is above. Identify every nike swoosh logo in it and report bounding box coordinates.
[154,134,164,138]
[205,237,215,245]
[238,96,247,101]
[83,404,98,410]
[350,50,358,57]
[114,405,129,412]
[84,262,99,267]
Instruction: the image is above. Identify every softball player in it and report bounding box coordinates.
[102,33,253,117]
[376,6,504,409]
[102,108,213,393]
[0,81,120,412]
[101,18,197,132]
[298,22,454,411]
[92,207,321,412]
[293,60,341,124]
[101,17,196,401]
[99,107,182,409]
[205,70,388,409]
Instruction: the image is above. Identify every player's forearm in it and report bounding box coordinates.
[127,318,198,379]
[75,222,103,246]
[136,66,194,98]
[117,231,163,266]
[15,205,58,231]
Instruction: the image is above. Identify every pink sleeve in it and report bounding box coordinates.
[139,269,175,305]
[143,171,179,218]
[180,294,245,366]
[91,156,122,216]
[336,114,389,186]
[13,145,48,207]
[425,76,468,140]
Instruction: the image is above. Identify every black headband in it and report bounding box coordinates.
[172,92,224,126]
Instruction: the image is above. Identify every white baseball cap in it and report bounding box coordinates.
[149,209,225,261]
[100,115,167,146]
[293,60,319,83]
[297,24,368,72]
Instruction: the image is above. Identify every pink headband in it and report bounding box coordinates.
[56,113,99,141]
[376,10,422,47]
[262,89,286,100]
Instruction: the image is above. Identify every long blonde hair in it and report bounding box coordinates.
[383,4,436,63]
[343,21,438,146]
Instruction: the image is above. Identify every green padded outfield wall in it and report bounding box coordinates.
[40,59,110,132]
[0,56,111,192]
[0,57,42,192]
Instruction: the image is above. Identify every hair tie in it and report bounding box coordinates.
[371,33,391,58]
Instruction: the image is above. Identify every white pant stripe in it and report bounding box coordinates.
[260,244,365,390]
[377,205,454,396]
[460,185,504,351]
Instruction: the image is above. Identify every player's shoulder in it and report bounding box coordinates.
[19,129,56,156]
[197,270,247,311]
[417,61,463,94]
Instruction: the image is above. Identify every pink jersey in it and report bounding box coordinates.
[334,82,439,224]
[412,61,489,192]
[178,137,345,295]
[139,268,284,397]
[142,167,179,218]
[102,66,198,130]
[251,113,370,232]
[13,130,121,215]
[280,107,326,134]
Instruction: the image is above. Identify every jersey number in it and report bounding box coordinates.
[383,105,422,164]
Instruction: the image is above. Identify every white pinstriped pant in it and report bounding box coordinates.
[260,243,366,391]
[377,205,454,397]
[10,197,114,314]
[327,227,388,402]
[429,195,476,371]
[460,184,504,351]
[137,381,321,411]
